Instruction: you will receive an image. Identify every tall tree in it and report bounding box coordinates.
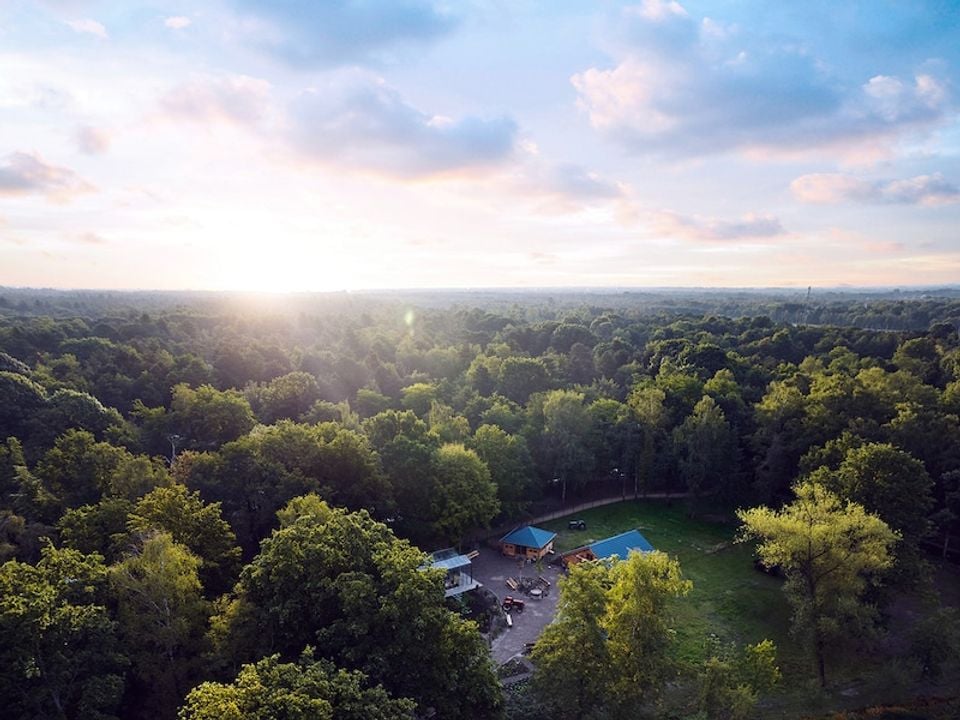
[128,484,241,596]
[603,551,692,712]
[542,390,594,502]
[738,481,897,686]
[531,560,612,720]
[0,545,126,719]
[214,497,502,719]
[429,443,499,545]
[815,443,934,576]
[470,424,534,518]
[168,384,256,451]
[673,395,737,511]
[179,650,416,720]
[110,533,209,720]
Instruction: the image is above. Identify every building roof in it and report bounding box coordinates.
[428,548,472,571]
[500,525,557,549]
[589,529,654,560]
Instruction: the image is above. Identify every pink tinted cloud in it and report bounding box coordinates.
[76,125,111,154]
[0,152,94,201]
[648,209,786,242]
[159,75,272,126]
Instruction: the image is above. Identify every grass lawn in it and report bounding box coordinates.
[537,500,960,719]
[540,500,799,670]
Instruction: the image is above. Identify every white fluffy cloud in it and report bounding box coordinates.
[164,16,192,30]
[289,72,517,177]
[572,2,953,159]
[66,18,107,38]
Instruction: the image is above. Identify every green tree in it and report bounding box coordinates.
[110,533,209,720]
[628,385,666,496]
[248,371,321,424]
[531,560,611,720]
[497,356,550,404]
[58,497,135,562]
[738,481,898,686]
[177,422,389,553]
[128,484,241,595]
[399,382,438,417]
[33,431,170,517]
[697,640,781,720]
[178,649,415,720]
[0,545,126,719]
[0,371,46,443]
[603,551,692,712]
[813,443,934,576]
[542,390,594,503]
[430,443,499,544]
[168,384,255,451]
[427,401,471,444]
[362,410,439,540]
[214,497,502,719]
[470,424,534,518]
[673,395,737,511]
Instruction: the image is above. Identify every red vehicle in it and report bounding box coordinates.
[502,596,525,613]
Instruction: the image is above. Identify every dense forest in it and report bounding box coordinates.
[1,288,959,719]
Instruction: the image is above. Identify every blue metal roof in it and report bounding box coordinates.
[500,525,557,549]
[589,529,654,560]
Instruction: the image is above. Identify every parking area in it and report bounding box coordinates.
[470,547,563,664]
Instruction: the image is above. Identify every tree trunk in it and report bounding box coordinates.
[816,636,827,688]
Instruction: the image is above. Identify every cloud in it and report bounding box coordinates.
[76,125,110,154]
[512,161,625,214]
[572,2,953,159]
[648,210,786,242]
[543,163,623,201]
[0,152,94,201]
[792,172,960,206]
[76,232,106,244]
[164,16,192,30]
[160,75,272,126]
[230,0,458,66]
[66,18,107,38]
[289,72,517,176]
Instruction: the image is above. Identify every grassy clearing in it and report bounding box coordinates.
[537,500,960,719]
[540,500,800,671]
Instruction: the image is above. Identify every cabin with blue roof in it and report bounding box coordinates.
[562,529,654,567]
[500,525,557,560]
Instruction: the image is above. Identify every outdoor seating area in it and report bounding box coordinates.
[504,574,551,598]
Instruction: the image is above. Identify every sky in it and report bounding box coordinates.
[1,0,959,291]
